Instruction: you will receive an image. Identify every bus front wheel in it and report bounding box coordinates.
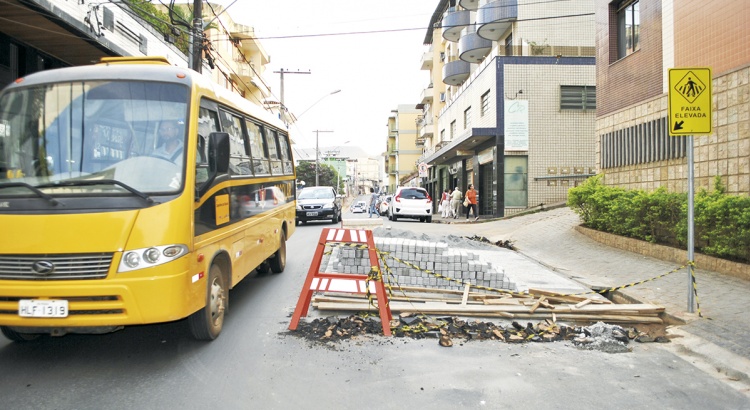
[269,229,287,273]
[188,264,227,341]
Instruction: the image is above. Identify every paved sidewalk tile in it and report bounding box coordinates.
[435,207,750,360]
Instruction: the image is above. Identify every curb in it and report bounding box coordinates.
[662,327,750,398]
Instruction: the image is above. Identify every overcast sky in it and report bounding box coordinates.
[207,0,436,156]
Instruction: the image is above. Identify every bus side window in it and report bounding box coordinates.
[265,129,282,175]
[218,109,251,176]
[245,120,269,175]
[196,107,219,185]
[278,132,293,175]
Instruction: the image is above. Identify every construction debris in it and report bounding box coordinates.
[285,314,669,353]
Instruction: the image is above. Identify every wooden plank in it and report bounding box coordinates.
[483,298,524,305]
[529,296,547,314]
[527,288,612,304]
[313,301,664,315]
[574,299,593,309]
[461,284,471,306]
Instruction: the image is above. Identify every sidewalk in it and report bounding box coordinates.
[432,206,750,387]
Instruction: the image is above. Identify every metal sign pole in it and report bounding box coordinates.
[686,135,695,313]
[668,67,711,314]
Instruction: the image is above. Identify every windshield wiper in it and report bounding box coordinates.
[0,182,60,205]
[37,179,154,204]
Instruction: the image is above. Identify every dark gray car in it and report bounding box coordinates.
[295,186,342,225]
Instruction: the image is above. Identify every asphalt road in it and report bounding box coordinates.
[1,219,748,409]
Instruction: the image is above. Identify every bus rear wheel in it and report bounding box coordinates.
[1,326,40,342]
[269,229,287,273]
[188,264,227,341]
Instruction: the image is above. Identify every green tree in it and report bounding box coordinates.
[296,162,343,191]
[123,0,217,57]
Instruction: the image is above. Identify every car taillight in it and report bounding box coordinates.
[394,194,401,203]
[426,193,432,204]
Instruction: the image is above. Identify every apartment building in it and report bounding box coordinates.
[596,0,750,195]
[0,1,272,118]
[183,3,272,106]
[385,105,422,194]
[418,0,596,217]
[0,0,188,89]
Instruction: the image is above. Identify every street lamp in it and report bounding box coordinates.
[295,89,341,122]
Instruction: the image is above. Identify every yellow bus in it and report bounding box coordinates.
[0,56,295,341]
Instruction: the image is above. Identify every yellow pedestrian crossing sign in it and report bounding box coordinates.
[668,67,712,136]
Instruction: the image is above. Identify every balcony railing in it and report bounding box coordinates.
[442,60,471,86]
[420,51,433,70]
[420,85,433,105]
[459,25,492,63]
[459,0,480,11]
[477,0,518,41]
[441,9,470,43]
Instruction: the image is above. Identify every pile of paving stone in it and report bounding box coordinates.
[286,315,669,352]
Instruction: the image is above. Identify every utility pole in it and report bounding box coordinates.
[191,0,203,73]
[273,69,311,118]
[314,130,334,186]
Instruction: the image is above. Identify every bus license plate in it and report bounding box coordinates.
[18,299,69,318]
[306,212,318,216]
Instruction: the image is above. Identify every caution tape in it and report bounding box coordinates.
[689,262,703,318]
[324,242,702,309]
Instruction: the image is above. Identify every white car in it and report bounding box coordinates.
[351,201,367,213]
[388,187,432,223]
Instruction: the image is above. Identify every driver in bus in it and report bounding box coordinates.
[154,120,184,163]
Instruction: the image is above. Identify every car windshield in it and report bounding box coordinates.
[0,80,189,198]
[400,189,427,199]
[298,188,334,200]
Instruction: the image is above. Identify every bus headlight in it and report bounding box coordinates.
[118,244,189,273]
[144,247,161,263]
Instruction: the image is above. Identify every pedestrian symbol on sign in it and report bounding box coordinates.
[674,72,706,104]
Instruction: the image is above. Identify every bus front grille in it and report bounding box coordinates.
[0,254,114,280]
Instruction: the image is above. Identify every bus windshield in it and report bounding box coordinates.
[0,80,189,197]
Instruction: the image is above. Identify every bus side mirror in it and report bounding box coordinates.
[208,132,230,174]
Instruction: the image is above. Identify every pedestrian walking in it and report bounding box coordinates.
[465,184,479,221]
[440,188,452,218]
[450,186,462,219]
[368,187,379,218]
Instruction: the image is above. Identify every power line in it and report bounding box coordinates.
[248,12,594,41]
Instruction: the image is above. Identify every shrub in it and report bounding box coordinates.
[567,176,749,263]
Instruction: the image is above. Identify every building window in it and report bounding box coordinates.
[480,91,490,117]
[504,34,513,56]
[504,156,527,207]
[617,0,640,59]
[450,120,456,139]
[440,129,445,143]
[464,107,472,129]
[560,85,596,110]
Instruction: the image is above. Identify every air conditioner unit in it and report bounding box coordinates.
[439,93,446,102]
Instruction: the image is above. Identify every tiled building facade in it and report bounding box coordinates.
[417,0,597,217]
[596,0,750,195]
